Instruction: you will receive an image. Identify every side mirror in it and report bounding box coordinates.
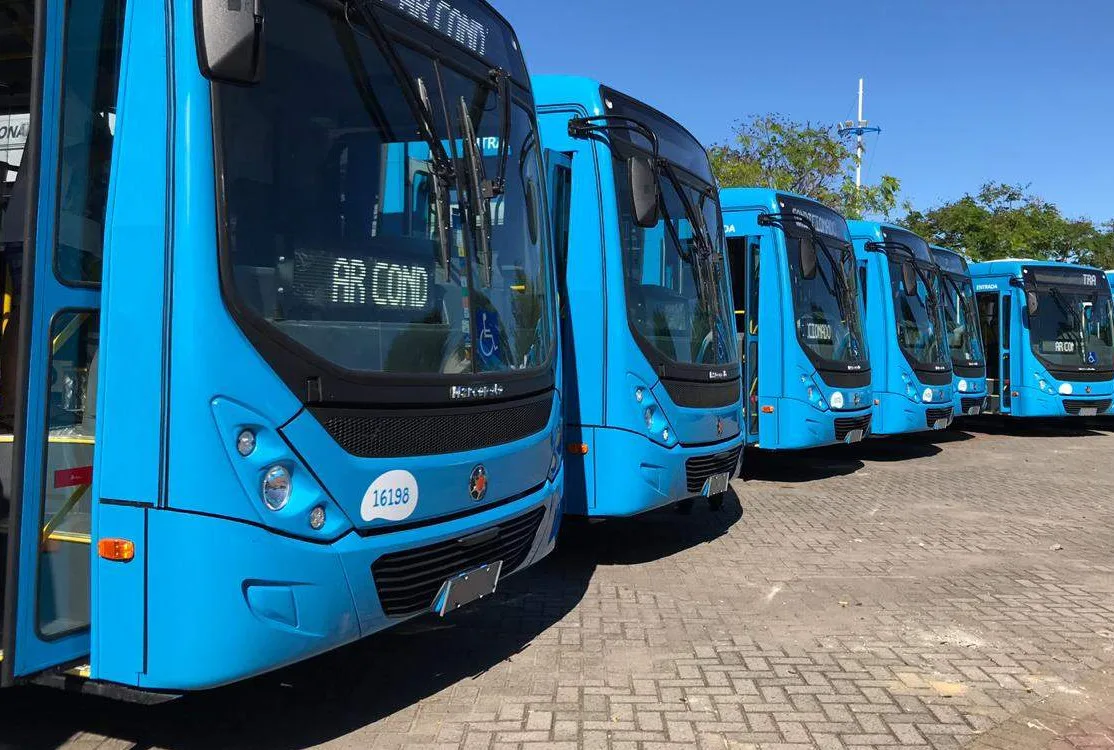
[799,236,819,280]
[1026,290,1039,316]
[628,156,660,228]
[902,262,919,296]
[195,0,265,85]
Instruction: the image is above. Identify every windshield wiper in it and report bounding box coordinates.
[457,97,493,285]
[760,212,859,323]
[1046,285,1087,361]
[484,67,512,199]
[344,0,455,271]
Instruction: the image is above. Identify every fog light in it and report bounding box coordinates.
[830,391,845,409]
[262,465,292,511]
[922,388,933,403]
[1059,383,1073,395]
[237,429,256,457]
[644,406,656,429]
[958,380,968,393]
[309,505,326,530]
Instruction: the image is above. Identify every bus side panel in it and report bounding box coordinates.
[95,0,169,506]
[90,503,145,684]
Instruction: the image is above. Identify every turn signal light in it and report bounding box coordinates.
[567,443,589,455]
[98,538,135,562]
[761,406,775,414]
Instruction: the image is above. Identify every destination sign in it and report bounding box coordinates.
[778,195,851,242]
[0,114,29,151]
[374,0,526,78]
[931,248,968,275]
[292,249,433,313]
[1026,266,1105,291]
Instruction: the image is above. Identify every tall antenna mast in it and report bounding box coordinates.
[838,78,882,190]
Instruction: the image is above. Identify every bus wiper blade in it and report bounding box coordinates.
[458,97,493,285]
[760,212,858,318]
[482,67,512,199]
[1047,285,1086,357]
[345,1,455,271]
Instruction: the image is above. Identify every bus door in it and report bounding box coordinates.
[727,236,759,441]
[1,0,123,682]
[976,291,1008,413]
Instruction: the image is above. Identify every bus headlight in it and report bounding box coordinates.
[830,391,845,410]
[262,465,292,511]
[548,417,564,481]
[922,387,933,403]
[958,380,968,393]
[644,406,656,430]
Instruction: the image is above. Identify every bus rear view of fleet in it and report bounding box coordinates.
[0,0,564,694]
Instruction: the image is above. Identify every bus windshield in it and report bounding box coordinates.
[777,196,867,372]
[216,0,554,377]
[612,157,735,368]
[883,228,949,371]
[1024,267,1114,372]
[604,92,735,368]
[937,272,984,367]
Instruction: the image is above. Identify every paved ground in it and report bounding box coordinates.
[2,418,1114,750]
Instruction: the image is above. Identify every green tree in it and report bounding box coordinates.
[709,114,901,219]
[902,182,1114,267]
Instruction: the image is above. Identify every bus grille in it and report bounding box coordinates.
[925,407,953,427]
[685,447,741,493]
[661,378,741,409]
[371,507,545,618]
[314,393,552,458]
[960,397,986,414]
[834,414,872,441]
[1064,399,1112,416]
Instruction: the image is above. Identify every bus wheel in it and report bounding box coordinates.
[675,498,695,514]
[708,493,726,511]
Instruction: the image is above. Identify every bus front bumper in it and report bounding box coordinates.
[760,398,873,450]
[579,428,743,518]
[120,476,562,692]
[872,392,953,436]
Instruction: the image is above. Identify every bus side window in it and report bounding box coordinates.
[1002,296,1011,351]
[551,164,572,296]
[859,266,868,312]
[725,236,749,335]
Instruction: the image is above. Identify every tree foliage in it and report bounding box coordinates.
[901,183,1114,268]
[709,114,900,220]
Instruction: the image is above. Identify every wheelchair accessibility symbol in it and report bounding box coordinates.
[1087,351,1098,365]
[478,311,499,359]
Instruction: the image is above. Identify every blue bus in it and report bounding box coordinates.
[848,222,954,434]
[720,189,872,449]
[533,77,742,517]
[0,0,563,694]
[929,245,988,417]
[969,260,1114,417]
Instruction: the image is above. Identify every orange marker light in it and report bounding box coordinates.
[761,406,775,414]
[98,538,135,562]
[567,443,589,455]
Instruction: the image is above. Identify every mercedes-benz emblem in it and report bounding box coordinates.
[716,417,724,437]
[468,465,488,501]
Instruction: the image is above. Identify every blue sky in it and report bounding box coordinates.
[501,0,1114,223]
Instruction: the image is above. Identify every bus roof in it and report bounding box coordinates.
[718,187,847,217]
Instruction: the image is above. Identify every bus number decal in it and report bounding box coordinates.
[361,470,420,522]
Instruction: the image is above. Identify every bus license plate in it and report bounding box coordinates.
[967,406,982,416]
[702,473,730,497]
[1079,407,1098,417]
[844,429,865,444]
[435,561,502,616]
[932,419,949,430]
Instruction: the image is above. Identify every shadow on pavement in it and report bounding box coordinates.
[964,415,1109,438]
[743,446,865,483]
[0,493,745,750]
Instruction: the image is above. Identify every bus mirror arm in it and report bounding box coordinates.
[195,0,265,85]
